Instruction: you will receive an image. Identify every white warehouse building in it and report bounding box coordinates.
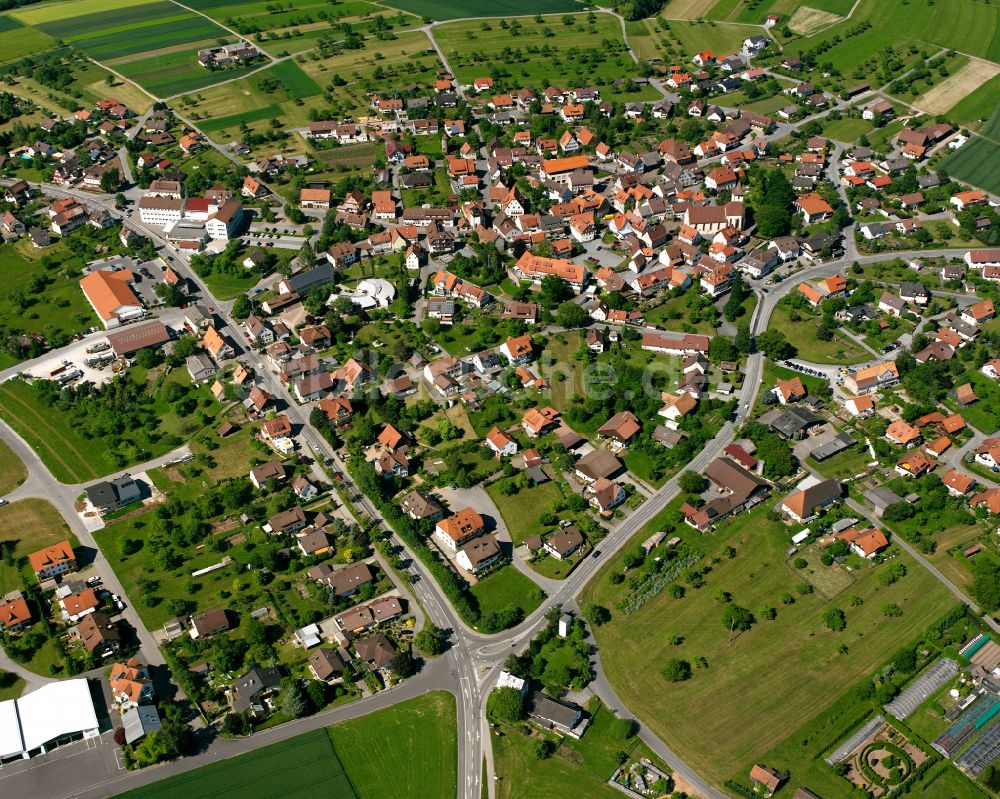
[0,680,100,761]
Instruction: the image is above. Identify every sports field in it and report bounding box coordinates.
[0,500,75,591]
[941,104,1000,195]
[578,504,954,789]
[381,0,581,20]
[327,692,457,799]
[434,13,660,100]
[115,728,358,799]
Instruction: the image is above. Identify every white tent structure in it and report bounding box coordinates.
[0,679,99,761]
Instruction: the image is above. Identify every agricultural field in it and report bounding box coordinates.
[0,17,56,64]
[706,0,854,24]
[434,13,661,100]
[185,0,391,34]
[940,104,1000,195]
[780,0,1000,72]
[0,499,76,592]
[381,0,581,20]
[579,503,956,793]
[115,727,358,799]
[4,0,259,98]
[947,72,1000,131]
[180,60,319,140]
[326,692,457,799]
[914,58,1000,117]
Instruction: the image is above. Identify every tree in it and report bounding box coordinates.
[487,686,525,722]
[391,650,417,677]
[539,274,572,306]
[555,301,588,328]
[661,658,692,682]
[583,603,610,627]
[824,607,847,631]
[415,623,444,655]
[280,679,309,718]
[299,240,315,268]
[231,295,252,320]
[756,329,794,359]
[971,555,1000,612]
[723,605,755,632]
[679,470,706,494]
[100,167,121,192]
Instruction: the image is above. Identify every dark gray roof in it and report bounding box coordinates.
[231,664,282,713]
[122,704,161,744]
[768,407,823,438]
[528,691,583,729]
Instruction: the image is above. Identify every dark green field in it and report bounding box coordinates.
[198,103,282,132]
[115,729,358,799]
[381,0,583,21]
[116,51,260,97]
[35,1,180,37]
[941,103,1000,195]
[76,17,225,60]
[266,59,322,97]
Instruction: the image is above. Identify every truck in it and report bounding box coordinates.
[56,369,83,384]
[85,341,110,354]
[84,352,114,367]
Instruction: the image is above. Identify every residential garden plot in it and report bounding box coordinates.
[578,503,954,788]
[494,700,667,799]
[0,499,75,592]
[486,477,563,546]
[433,14,660,100]
[769,303,867,364]
[381,0,580,20]
[326,692,456,799]
[115,727,358,799]
[470,566,545,625]
[942,369,1000,434]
